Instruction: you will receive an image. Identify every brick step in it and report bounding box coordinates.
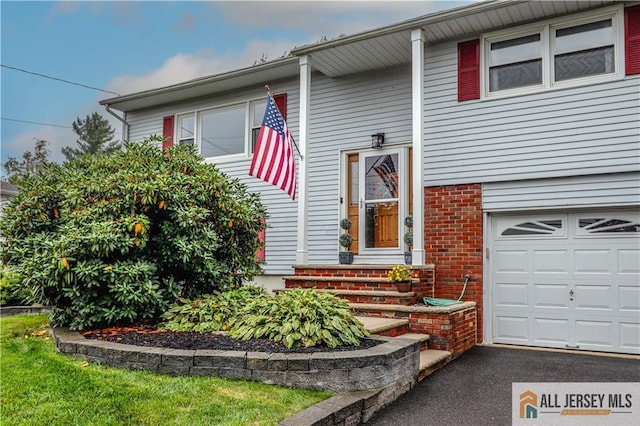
[417,350,452,381]
[283,275,420,292]
[274,287,422,305]
[354,315,409,338]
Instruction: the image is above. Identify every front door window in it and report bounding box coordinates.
[359,150,404,251]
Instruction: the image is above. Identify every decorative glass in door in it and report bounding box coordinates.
[361,153,400,249]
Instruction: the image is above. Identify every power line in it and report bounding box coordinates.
[1,64,121,96]
[1,117,73,129]
[1,117,122,134]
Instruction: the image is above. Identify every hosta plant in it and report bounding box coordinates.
[0,137,266,329]
[161,285,268,333]
[229,288,370,348]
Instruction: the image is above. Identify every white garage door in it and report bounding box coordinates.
[491,211,640,354]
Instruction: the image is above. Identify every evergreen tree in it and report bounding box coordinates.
[3,138,50,181]
[61,112,120,161]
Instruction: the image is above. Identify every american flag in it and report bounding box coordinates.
[249,96,297,200]
[373,155,398,198]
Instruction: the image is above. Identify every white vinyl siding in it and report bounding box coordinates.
[482,173,640,211]
[306,66,413,264]
[126,81,299,275]
[423,39,640,186]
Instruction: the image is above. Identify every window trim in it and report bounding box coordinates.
[481,4,624,99]
[172,97,267,163]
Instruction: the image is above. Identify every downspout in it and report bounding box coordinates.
[104,104,129,144]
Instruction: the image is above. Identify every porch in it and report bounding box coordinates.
[283,264,477,380]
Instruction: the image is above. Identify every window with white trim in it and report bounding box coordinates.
[483,6,623,97]
[175,99,267,160]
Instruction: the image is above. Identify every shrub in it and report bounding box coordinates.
[229,288,370,348]
[0,138,267,329]
[0,265,25,306]
[161,285,268,333]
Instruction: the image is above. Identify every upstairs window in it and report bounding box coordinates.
[488,33,543,92]
[553,19,615,81]
[482,6,623,98]
[171,96,283,161]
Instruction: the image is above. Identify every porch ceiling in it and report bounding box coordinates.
[293,0,618,78]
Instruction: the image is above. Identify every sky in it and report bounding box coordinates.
[1,0,476,167]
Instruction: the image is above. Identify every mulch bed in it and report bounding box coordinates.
[80,325,381,354]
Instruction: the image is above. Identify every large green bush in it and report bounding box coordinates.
[0,138,267,329]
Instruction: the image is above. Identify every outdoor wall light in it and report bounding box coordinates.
[371,133,385,149]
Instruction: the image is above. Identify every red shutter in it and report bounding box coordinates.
[256,218,266,262]
[458,39,480,101]
[625,5,640,75]
[162,116,174,149]
[273,93,287,120]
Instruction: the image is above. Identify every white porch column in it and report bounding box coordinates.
[411,29,425,266]
[296,55,311,264]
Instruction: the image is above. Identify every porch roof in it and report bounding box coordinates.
[99,0,618,112]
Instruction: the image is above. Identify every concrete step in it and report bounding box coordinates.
[354,315,409,337]
[418,350,452,381]
[397,332,431,351]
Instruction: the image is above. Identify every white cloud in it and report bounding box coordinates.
[106,40,296,96]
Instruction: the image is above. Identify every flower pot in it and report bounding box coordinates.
[339,252,354,265]
[394,280,412,292]
[404,251,412,265]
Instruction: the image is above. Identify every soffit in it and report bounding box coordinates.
[294,0,617,77]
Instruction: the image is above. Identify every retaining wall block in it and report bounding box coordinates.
[252,369,287,385]
[246,351,271,370]
[161,349,195,367]
[218,367,251,380]
[158,365,191,376]
[286,353,310,371]
[193,349,226,367]
[309,351,335,370]
[189,366,219,376]
[267,353,288,371]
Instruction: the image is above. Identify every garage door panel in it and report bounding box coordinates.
[575,320,614,348]
[619,286,640,311]
[533,283,570,309]
[618,249,640,274]
[533,318,569,345]
[494,316,529,341]
[619,323,640,351]
[574,284,615,311]
[494,283,528,307]
[533,250,570,273]
[574,249,613,274]
[494,250,528,272]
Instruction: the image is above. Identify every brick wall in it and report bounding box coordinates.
[425,184,484,341]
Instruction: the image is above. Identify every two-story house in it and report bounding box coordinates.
[100,0,640,355]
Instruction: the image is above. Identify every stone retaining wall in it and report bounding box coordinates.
[0,306,52,317]
[52,328,420,393]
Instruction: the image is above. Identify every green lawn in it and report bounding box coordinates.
[0,315,331,426]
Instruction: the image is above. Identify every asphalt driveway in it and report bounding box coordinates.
[369,346,640,426]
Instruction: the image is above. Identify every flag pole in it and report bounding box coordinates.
[264,85,303,159]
